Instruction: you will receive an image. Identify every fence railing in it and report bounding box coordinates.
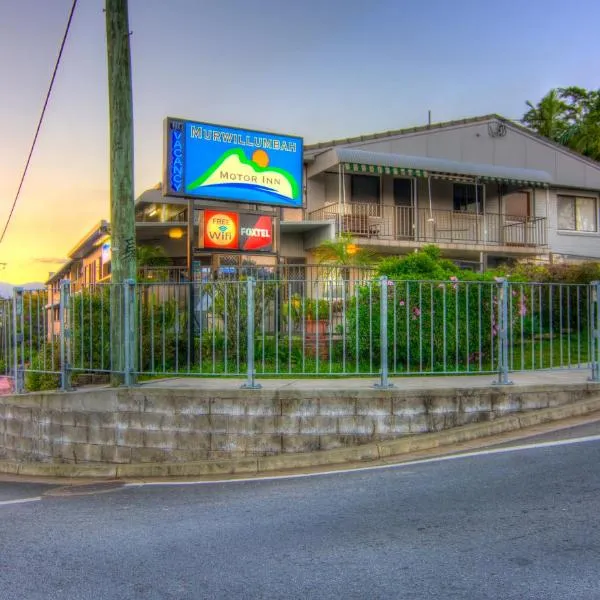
[2,278,600,392]
[307,203,547,247]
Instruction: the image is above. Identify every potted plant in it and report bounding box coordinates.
[305,297,330,335]
[283,295,330,335]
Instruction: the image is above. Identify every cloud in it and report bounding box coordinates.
[33,257,67,265]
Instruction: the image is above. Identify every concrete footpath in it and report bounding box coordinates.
[1,369,600,480]
[140,369,591,390]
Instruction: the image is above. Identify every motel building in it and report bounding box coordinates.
[46,114,600,331]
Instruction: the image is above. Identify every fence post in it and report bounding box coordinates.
[589,281,600,382]
[12,287,24,393]
[123,279,136,387]
[241,277,261,389]
[59,280,72,391]
[375,276,394,389]
[493,278,512,385]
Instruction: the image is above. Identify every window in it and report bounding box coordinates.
[351,175,380,204]
[393,178,412,206]
[558,195,597,232]
[453,184,484,213]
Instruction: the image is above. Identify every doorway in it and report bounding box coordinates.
[393,178,414,239]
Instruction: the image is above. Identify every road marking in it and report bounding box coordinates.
[0,496,42,507]
[125,433,600,488]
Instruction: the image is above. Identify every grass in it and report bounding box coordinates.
[131,331,592,379]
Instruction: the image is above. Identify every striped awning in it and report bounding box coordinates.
[335,148,552,188]
[344,163,427,177]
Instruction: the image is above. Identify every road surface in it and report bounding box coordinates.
[1,422,600,599]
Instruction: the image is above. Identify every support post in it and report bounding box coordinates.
[12,287,24,394]
[187,198,195,365]
[493,278,512,385]
[59,280,72,391]
[375,276,394,389]
[106,0,136,386]
[589,281,600,382]
[241,277,261,389]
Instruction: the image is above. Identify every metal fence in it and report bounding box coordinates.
[3,277,600,392]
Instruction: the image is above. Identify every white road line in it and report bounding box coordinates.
[125,433,600,488]
[0,496,41,507]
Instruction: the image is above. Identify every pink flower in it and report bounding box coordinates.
[399,300,405,306]
[519,303,527,316]
[413,307,421,317]
[450,276,458,282]
[438,283,445,289]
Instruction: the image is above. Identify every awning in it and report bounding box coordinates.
[335,148,552,188]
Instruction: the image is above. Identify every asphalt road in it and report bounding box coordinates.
[1,426,600,599]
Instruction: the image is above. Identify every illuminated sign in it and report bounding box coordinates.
[239,214,273,252]
[198,211,274,253]
[101,241,111,264]
[203,210,239,250]
[164,118,303,208]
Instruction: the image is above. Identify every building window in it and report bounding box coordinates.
[453,183,484,213]
[351,175,380,204]
[558,195,597,232]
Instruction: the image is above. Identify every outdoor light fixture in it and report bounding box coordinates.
[168,227,184,240]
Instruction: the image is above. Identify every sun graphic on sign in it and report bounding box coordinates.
[252,149,270,168]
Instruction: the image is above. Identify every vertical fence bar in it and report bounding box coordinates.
[59,280,71,391]
[242,277,261,389]
[123,279,136,386]
[493,278,512,385]
[375,276,393,388]
[12,287,24,393]
[589,281,600,382]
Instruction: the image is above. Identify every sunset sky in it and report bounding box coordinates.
[1,0,599,284]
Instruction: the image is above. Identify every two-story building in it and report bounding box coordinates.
[47,113,600,303]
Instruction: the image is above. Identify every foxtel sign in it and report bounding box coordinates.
[201,210,273,253]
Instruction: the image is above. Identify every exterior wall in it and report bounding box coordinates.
[345,121,600,191]
[279,233,306,258]
[1,384,594,464]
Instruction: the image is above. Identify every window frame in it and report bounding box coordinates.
[557,194,598,233]
[350,174,381,205]
[453,183,485,214]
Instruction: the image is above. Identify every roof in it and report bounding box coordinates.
[305,114,600,171]
[333,147,552,186]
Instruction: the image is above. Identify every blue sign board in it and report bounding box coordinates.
[164,118,304,208]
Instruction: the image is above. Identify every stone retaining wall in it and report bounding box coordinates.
[0,383,597,464]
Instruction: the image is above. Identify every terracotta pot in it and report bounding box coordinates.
[305,319,328,336]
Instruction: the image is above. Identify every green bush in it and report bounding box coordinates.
[343,280,497,371]
[25,341,61,392]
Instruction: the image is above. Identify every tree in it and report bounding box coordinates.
[523,87,600,161]
[314,233,378,278]
[523,89,569,141]
[136,244,171,267]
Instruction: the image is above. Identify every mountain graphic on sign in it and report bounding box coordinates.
[186,149,299,200]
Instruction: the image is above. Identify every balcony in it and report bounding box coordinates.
[308,203,547,249]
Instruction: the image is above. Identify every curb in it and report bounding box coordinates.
[2,396,600,479]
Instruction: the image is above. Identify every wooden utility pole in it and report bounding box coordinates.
[106,0,136,385]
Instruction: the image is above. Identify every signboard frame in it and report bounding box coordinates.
[163,117,304,208]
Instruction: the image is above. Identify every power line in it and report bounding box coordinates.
[0,0,78,246]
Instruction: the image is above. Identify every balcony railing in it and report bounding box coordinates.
[308,203,547,248]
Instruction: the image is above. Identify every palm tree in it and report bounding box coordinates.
[314,233,378,281]
[523,90,568,141]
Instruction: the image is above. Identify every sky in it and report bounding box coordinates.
[0,0,599,284]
